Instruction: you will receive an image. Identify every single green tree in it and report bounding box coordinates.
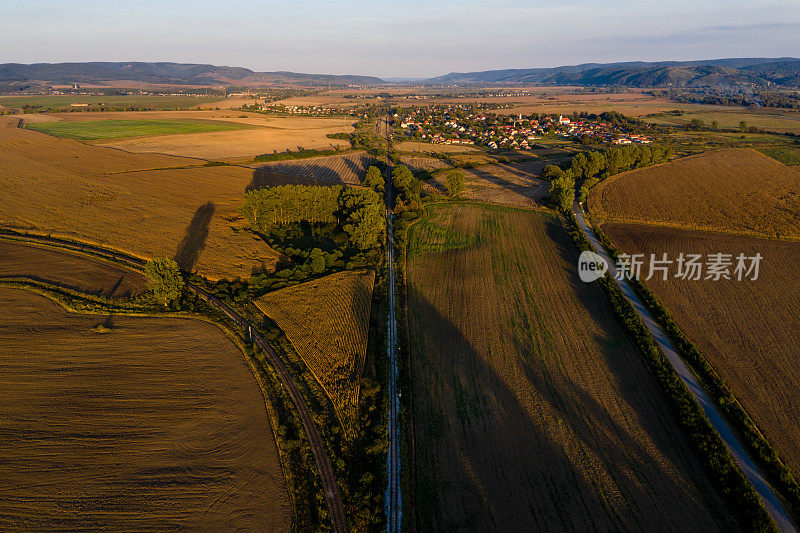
[445,170,465,197]
[145,258,184,307]
[541,164,565,181]
[739,120,748,132]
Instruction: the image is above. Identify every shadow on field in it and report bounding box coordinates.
[406,217,728,531]
[408,284,609,531]
[247,168,331,191]
[174,202,215,271]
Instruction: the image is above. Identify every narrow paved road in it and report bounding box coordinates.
[0,231,348,533]
[573,204,795,533]
[382,115,402,533]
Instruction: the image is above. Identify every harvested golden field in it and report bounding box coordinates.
[423,162,549,208]
[589,148,800,239]
[604,222,800,476]
[255,151,374,184]
[95,115,354,159]
[407,203,733,532]
[0,287,290,531]
[395,141,482,154]
[0,238,146,298]
[0,122,279,279]
[256,270,375,436]
[397,154,451,173]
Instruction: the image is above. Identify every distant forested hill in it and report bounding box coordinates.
[429,58,800,87]
[0,62,384,87]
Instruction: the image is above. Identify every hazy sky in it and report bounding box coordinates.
[2,0,799,78]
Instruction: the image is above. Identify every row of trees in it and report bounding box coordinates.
[547,144,674,211]
[239,184,386,252]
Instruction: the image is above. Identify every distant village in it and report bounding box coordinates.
[397,106,652,149]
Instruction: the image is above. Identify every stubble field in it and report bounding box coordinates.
[255,151,374,184]
[0,286,290,531]
[0,118,279,279]
[589,148,800,239]
[604,222,800,477]
[422,162,549,208]
[256,270,376,436]
[406,202,732,532]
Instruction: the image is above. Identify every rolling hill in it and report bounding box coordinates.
[0,62,385,88]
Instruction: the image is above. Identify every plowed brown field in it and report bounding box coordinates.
[589,148,800,239]
[604,222,800,476]
[0,287,290,531]
[406,202,733,532]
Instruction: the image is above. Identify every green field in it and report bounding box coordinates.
[25,119,255,140]
[0,94,224,111]
[758,145,800,166]
[644,109,800,134]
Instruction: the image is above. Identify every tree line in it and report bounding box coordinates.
[546,143,674,211]
[240,184,385,252]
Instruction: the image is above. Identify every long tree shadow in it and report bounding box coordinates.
[173,202,215,272]
[405,217,734,532]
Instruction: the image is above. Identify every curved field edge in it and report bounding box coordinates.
[587,148,800,240]
[0,284,292,531]
[403,201,735,532]
[594,221,800,520]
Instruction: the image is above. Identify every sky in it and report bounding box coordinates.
[2,0,799,78]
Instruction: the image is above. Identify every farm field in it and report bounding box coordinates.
[94,115,354,159]
[0,238,146,298]
[406,202,732,531]
[0,286,290,531]
[643,109,800,134]
[603,222,800,477]
[589,148,800,239]
[0,118,280,279]
[256,270,376,436]
[24,118,255,140]
[0,94,225,111]
[422,162,549,208]
[759,145,800,166]
[255,151,374,184]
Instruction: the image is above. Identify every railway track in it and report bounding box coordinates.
[381,113,402,533]
[0,230,348,533]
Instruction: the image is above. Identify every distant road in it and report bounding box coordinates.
[572,203,795,533]
[0,231,348,533]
